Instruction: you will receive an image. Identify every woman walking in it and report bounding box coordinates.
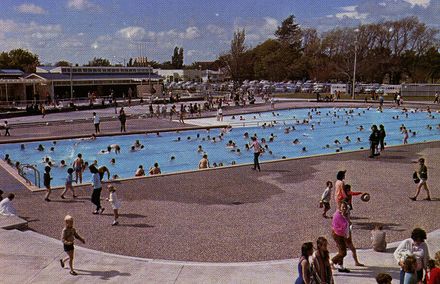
[331,201,351,273]
[410,158,432,201]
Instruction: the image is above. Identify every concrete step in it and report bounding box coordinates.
[0,215,28,230]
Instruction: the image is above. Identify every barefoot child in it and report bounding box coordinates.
[60,215,85,275]
[44,166,53,202]
[107,185,121,225]
[60,168,76,199]
[320,181,332,218]
[343,184,363,210]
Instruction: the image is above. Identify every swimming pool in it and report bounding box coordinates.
[1,107,439,187]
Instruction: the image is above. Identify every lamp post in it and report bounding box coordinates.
[199,65,202,84]
[352,29,359,100]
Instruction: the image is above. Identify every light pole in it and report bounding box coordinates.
[352,29,359,100]
[199,65,202,84]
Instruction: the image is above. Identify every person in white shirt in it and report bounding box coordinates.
[320,181,333,218]
[217,107,223,121]
[92,112,100,134]
[394,228,430,283]
[106,185,121,226]
[0,193,17,216]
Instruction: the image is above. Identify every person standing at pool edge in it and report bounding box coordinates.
[119,108,126,132]
[73,154,84,183]
[250,136,262,171]
[44,166,53,202]
[89,165,104,214]
[92,112,100,134]
[369,125,380,158]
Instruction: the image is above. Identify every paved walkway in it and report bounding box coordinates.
[0,226,439,283]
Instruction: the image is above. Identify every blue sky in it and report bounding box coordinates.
[0,0,437,65]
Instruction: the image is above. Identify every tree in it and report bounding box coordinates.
[54,60,71,67]
[86,57,111,66]
[0,48,40,72]
[178,47,184,68]
[171,46,179,68]
[220,29,249,82]
[275,15,302,51]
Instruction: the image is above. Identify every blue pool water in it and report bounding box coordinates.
[1,107,439,187]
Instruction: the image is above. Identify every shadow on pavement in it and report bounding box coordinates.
[76,269,131,280]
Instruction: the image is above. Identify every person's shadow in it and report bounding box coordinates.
[75,269,131,280]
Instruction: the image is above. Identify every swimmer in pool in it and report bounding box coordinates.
[174,137,181,142]
[60,160,67,167]
[109,144,121,154]
[198,154,209,169]
[226,140,236,148]
[245,144,250,150]
[149,163,161,175]
[293,139,300,145]
[197,145,204,153]
[302,147,307,152]
[37,144,45,151]
[344,136,351,143]
[110,158,116,165]
[357,125,364,131]
[334,139,341,145]
[135,165,145,176]
[356,137,362,143]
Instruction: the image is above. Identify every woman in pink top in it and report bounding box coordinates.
[331,201,351,273]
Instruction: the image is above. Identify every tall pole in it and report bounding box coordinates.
[70,66,73,101]
[352,44,357,100]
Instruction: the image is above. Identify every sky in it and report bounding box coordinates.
[0,0,438,65]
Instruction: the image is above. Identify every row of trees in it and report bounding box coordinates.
[219,16,440,84]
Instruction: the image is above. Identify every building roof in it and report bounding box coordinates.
[25,73,163,81]
[0,69,24,75]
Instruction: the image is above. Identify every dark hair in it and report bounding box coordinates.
[44,166,51,172]
[154,162,159,167]
[336,170,346,180]
[411,228,427,242]
[67,168,74,174]
[403,255,416,273]
[427,259,436,270]
[375,273,392,284]
[77,153,82,158]
[7,193,15,200]
[316,237,329,260]
[89,165,98,173]
[344,184,351,191]
[326,181,332,187]
[301,242,314,258]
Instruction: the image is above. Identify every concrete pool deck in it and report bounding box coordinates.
[1,100,440,282]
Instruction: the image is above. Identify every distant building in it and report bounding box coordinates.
[156,68,224,83]
[0,66,164,104]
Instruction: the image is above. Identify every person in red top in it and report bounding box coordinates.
[427,252,440,284]
[335,170,347,205]
[343,184,363,210]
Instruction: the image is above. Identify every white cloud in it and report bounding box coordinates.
[335,6,369,20]
[117,26,146,40]
[180,26,200,40]
[404,0,430,8]
[15,3,47,15]
[206,24,226,36]
[67,0,101,11]
[0,19,19,32]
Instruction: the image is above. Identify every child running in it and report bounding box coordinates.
[107,185,121,226]
[60,215,85,275]
[320,181,333,218]
[60,168,76,199]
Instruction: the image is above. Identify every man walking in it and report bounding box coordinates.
[3,120,10,136]
[92,112,100,134]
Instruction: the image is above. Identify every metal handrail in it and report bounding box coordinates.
[18,164,40,187]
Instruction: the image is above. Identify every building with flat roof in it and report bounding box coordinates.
[0,66,164,105]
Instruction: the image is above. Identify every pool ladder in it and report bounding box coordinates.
[18,164,41,188]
